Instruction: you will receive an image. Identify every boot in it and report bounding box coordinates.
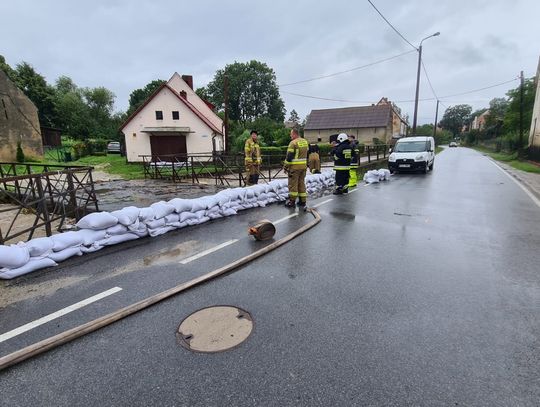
[284,199,296,208]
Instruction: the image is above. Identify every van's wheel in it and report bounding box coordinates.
[423,162,428,174]
[429,162,434,171]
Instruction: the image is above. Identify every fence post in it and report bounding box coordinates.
[66,170,79,220]
[35,176,52,237]
[377,145,380,160]
[367,146,371,163]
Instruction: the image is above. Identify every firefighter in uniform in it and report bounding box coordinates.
[331,133,352,194]
[283,128,309,208]
[308,142,321,174]
[348,135,359,188]
[244,130,261,185]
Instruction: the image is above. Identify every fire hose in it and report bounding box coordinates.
[0,208,321,371]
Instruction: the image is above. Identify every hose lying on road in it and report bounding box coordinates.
[0,208,321,372]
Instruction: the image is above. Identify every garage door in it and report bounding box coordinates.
[150,135,187,160]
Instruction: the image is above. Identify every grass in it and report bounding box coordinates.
[435,146,444,155]
[473,146,540,174]
[68,155,146,179]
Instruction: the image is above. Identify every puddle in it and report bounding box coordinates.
[143,241,200,267]
[329,211,356,221]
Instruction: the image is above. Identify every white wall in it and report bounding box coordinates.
[123,87,218,162]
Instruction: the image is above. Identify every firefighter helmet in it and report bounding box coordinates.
[337,133,348,142]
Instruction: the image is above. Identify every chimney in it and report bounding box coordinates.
[182,75,193,90]
[180,90,187,99]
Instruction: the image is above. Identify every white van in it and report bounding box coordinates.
[388,136,435,173]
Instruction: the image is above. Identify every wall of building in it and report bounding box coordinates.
[0,70,43,161]
[123,87,218,162]
[304,127,389,144]
[529,57,540,148]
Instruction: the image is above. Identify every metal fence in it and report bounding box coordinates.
[0,163,99,244]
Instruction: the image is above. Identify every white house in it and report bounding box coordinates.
[121,73,224,162]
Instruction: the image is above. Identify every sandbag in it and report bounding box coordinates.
[138,207,155,222]
[146,218,166,229]
[51,231,85,252]
[168,198,193,213]
[149,226,176,237]
[78,229,108,246]
[180,211,198,223]
[164,213,180,225]
[0,258,57,280]
[25,237,54,258]
[0,244,30,269]
[48,246,83,262]
[76,212,118,230]
[106,224,129,236]
[95,233,140,247]
[111,206,140,226]
[150,201,175,219]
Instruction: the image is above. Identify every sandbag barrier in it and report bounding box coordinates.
[0,172,336,279]
[363,169,391,184]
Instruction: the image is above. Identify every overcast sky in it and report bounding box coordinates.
[1,0,539,124]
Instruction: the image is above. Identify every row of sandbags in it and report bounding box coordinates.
[0,171,336,279]
[363,169,392,184]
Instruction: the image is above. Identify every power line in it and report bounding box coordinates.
[278,50,415,87]
[438,78,519,99]
[367,0,417,50]
[421,61,439,100]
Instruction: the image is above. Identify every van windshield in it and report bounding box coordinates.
[394,141,428,153]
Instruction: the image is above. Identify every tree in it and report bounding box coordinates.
[0,55,17,82]
[127,79,165,115]
[439,104,472,136]
[503,78,535,139]
[202,60,285,124]
[288,109,300,126]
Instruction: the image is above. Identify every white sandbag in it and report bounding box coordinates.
[169,221,188,229]
[51,231,85,252]
[78,229,107,246]
[130,226,149,238]
[48,246,83,262]
[138,207,155,222]
[0,258,57,280]
[377,168,391,181]
[96,233,140,247]
[25,237,54,257]
[221,207,237,217]
[106,224,129,236]
[76,212,118,230]
[190,198,208,212]
[207,212,223,220]
[194,210,207,219]
[180,211,199,223]
[146,218,166,229]
[164,213,180,225]
[80,245,104,254]
[0,244,30,269]
[168,198,193,213]
[150,201,175,219]
[111,206,140,226]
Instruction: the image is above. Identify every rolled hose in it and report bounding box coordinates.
[0,208,321,371]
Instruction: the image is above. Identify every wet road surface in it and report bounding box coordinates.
[1,147,539,406]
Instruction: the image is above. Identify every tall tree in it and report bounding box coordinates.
[202,60,285,124]
[0,55,17,81]
[439,104,472,136]
[288,109,300,126]
[503,78,535,137]
[127,79,165,115]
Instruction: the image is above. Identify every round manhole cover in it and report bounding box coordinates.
[177,306,253,353]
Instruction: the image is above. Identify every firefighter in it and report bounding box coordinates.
[244,130,261,185]
[348,135,359,188]
[283,128,309,208]
[308,142,321,174]
[331,133,352,194]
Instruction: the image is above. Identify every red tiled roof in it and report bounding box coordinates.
[119,84,223,135]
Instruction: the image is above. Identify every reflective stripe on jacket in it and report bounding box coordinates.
[284,138,309,168]
[245,139,261,164]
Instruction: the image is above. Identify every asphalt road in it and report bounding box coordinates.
[1,147,539,406]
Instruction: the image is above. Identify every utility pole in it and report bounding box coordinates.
[224,76,229,153]
[519,70,524,155]
[433,99,439,139]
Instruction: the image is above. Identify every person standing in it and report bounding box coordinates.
[308,142,321,174]
[283,128,309,208]
[331,133,352,194]
[348,135,359,188]
[244,130,261,185]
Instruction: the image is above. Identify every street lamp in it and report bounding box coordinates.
[411,31,440,135]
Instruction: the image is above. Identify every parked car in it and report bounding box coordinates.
[449,141,458,147]
[388,136,435,174]
[107,141,121,154]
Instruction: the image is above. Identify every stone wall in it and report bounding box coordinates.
[0,70,43,161]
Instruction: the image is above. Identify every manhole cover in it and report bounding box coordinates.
[177,306,253,353]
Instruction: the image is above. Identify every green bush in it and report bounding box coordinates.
[72,141,86,160]
[16,141,25,163]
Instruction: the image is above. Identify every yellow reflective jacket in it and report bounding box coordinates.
[284,138,309,169]
[244,139,261,165]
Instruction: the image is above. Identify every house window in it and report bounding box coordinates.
[317,138,322,142]
[172,111,179,120]
[155,111,163,120]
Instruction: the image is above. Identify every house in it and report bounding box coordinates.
[303,97,407,144]
[471,110,490,131]
[0,69,43,161]
[120,73,224,162]
[529,55,540,157]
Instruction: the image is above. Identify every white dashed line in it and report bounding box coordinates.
[273,213,299,225]
[180,239,239,264]
[0,287,123,344]
[312,199,334,208]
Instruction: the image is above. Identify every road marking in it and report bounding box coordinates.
[312,199,333,208]
[180,239,239,264]
[488,160,540,208]
[273,213,298,225]
[363,183,371,187]
[0,287,123,344]
[348,188,358,193]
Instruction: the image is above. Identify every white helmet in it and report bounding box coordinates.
[337,133,348,142]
